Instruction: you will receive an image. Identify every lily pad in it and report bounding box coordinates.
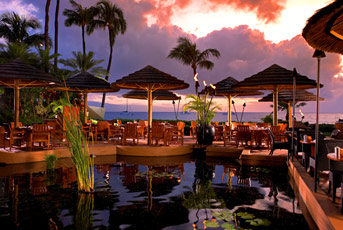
[204,220,220,228]
[237,212,255,220]
[246,218,271,227]
[221,223,235,229]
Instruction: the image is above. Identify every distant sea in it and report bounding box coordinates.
[104,111,343,124]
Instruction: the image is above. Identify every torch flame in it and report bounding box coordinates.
[194,73,198,81]
[203,80,207,86]
[210,84,216,89]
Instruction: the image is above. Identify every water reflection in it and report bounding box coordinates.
[0,155,309,229]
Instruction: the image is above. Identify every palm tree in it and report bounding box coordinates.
[36,47,59,73]
[0,12,45,47]
[45,0,51,48]
[0,43,38,64]
[168,37,220,95]
[59,51,106,76]
[63,0,97,55]
[54,0,60,71]
[89,0,127,107]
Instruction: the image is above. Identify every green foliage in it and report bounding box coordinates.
[203,220,220,228]
[63,106,94,193]
[0,43,38,64]
[221,223,235,230]
[245,218,271,227]
[0,11,46,47]
[45,154,57,169]
[236,212,255,220]
[168,36,220,73]
[75,193,94,230]
[135,170,173,178]
[183,94,221,125]
[59,51,106,76]
[212,210,232,222]
[261,113,272,123]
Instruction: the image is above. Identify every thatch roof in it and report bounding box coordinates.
[56,72,119,93]
[211,76,263,96]
[303,0,343,54]
[233,64,320,91]
[258,90,324,102]
[0,59,60,87]
[123,90,181,100]
[112,65,189,91]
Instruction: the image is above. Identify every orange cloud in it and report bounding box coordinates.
[208,0,286,23]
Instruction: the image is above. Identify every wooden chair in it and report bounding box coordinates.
[151,124,167,146]
[236,125,251,147]
[109,126,123,144]
[122,123,139,145]
[223,125,232,146]
[211,121,219,126]
[190,121,197,138]
[137,120,147,139]
[169,122,185,145]
[271,125,281,142]
[95,121,110,142]
[3,123,25,150]
[214,125,223,141]
[30,124,51,151]
[267,128,290,156]
[0,126,10,150]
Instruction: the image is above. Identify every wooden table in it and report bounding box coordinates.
[327,153,343,213]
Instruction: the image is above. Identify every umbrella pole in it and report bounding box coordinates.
[314,54,323,192]
[147,87,153,145]
[227,95,232,127]
[14,82,20,128]
[291,73,296,162]
[272,87,278,126]
[83,92,88,124]
[288,101,292,128]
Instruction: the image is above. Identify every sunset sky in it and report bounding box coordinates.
[1,0,343,114]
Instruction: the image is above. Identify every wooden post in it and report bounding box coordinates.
[14,81,20,128]
[272,87,278,126]
[227,95,232,127]
[288,101,292,128]
[83,92,88,124]
[147,87,153,145]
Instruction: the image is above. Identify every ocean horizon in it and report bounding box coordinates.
[104,111,343,124]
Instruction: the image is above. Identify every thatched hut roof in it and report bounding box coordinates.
[0,59,60,87]
[56,72,119,93]
[210,76,263,96]
[112,65,189,91]
[258,90,324,102]
[233,64,320,91]
[303,0,343,54]
[123,90,181,100]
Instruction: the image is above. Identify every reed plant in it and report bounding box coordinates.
[63,106,94,193]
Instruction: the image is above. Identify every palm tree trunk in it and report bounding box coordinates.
[82,25,86,55]
[45,0,51,49]
[101,31,113,108]
[54,0,60,72]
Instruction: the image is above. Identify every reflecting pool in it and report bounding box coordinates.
[0,154,310,229]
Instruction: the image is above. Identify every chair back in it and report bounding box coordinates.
[152,121,161,126]
[152,124,165,138]
[271,125,280,135]
[11,122,23,128]
[124,123,137,138]
[33,124,49,133]
[267,128,275,144]
[139,120,146,126]
[97,121,110,131]
[3,123,12,133]
[231,122,241,130]
[278,123,287,132]
[169,121,177,126]
[191,121,197,128]
[237,125,250,133]
[177,122,185,132]
[257,123,270,128]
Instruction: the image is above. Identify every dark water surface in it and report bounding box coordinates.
[0,155,310,230]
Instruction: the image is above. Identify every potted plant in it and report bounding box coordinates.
[183,91,221,145]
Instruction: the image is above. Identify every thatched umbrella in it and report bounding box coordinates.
[123,90,181,101]
[302,0,343,54]
[55,72,119,123]
[211,77,263,126]
[233,64,319,125]
[0,59,60,128]
[259,89,324,127]
[112,65,189,144]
